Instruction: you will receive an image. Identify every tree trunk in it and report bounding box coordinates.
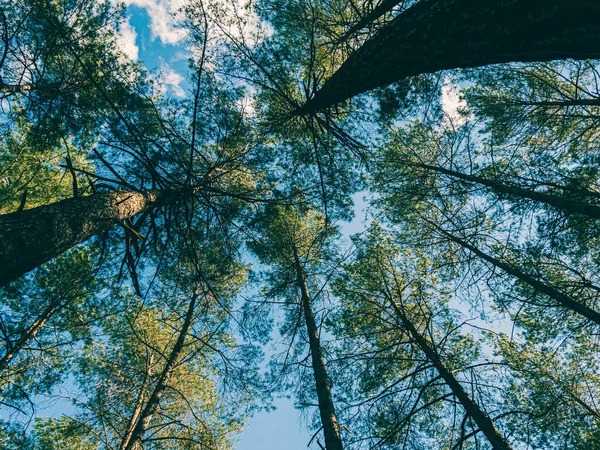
[299,0,600,113]
[430,222,600,326]
[123,291,198,450]
[411,161,600,219]
[387,297,513,450]
[293,246,344,450]
[0,189,177,287]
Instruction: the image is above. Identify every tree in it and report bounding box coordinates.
[0,189,173,287]
[37,206,259,450]
[0,0,144,146]
[491,333,600,449]
[373,115,600,329]
[0,52,264,286]
[0,245,104,419]
[248,204,344,450]
[299,0,600,113]
[332,225,513,449]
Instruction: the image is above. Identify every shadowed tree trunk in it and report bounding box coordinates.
[0,189,183,287]
[299,0,600,113]
[386,295,513,450]
[293,246,344,450]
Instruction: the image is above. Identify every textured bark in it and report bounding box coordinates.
[432,224,600,326]
[387,297,513,450]
[412,162,600,219]
[293,247,343,450]
[300,0,600,113]
[0,190,176,287]
[123,292,198,450]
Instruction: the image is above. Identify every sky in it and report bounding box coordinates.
[109,3,461,448]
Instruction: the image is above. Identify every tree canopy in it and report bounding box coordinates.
[1,0,600,449]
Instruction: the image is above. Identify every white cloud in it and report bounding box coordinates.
[441,79,468,127]
[164,69,186,97]
[116,17,139,61]
[122,0,186,45]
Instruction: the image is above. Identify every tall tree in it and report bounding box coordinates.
[248,204,344,450]
[333,225,513,449]
[491,333,600,449]
[373,114,600,329]
[299,0,600,113]
[42,207,259,450]
[0,246,104,419]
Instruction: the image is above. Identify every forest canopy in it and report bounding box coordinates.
[1,0,600,449]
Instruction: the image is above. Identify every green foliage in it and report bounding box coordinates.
[2,1,600,449]
[0,244,103,416]
[329,224,498,449]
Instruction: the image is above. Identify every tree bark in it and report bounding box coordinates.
[410,161,600,219]
[293,246,343,450]
[387,296,513,450]
[0,189,178,287]
[430,222,600,326]
[299,0,600,113]
[123,291,198,450]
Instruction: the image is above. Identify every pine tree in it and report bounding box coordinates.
[300,0,600,112]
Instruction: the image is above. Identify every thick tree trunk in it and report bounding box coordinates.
[299,0,600,113]
[430,223,600,326]
[0,190,176,287]
[123,292,198,450]
[411,161,600,219]
[387,297,513,450]
[293,247,343,450]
